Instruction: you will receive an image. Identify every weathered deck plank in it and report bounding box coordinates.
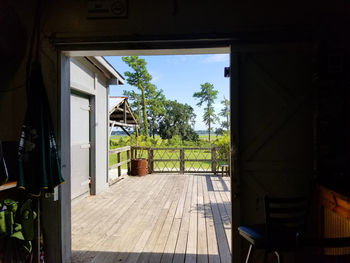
[72,174,231,263]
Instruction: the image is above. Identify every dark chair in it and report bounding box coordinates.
[238,196,308,263]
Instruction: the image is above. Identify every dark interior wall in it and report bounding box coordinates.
[238,51,314,223]
[45,0,319,38]
[1,1,349,262]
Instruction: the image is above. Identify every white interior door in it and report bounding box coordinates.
[70,93,90,200]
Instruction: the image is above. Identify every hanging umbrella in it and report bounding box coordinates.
[17,63,64,196]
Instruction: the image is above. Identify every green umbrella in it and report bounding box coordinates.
[18,63,64,196]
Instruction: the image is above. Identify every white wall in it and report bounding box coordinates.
[70,57,109,196]
[94,77,109,194]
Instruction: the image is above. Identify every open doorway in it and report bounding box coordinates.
[62,46,233,263]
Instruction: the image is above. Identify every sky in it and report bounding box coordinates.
[105,54,230,130]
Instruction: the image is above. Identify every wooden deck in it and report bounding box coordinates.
[71,173,231,263]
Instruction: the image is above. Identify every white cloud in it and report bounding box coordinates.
[203,54,229,63]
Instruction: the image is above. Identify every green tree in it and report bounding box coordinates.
[219,96,230,131]
[122,56,151,136]
[158,100,198,142]
[145,84,166,138]
[215,127,225,136]
[193,82,218,142]
[123,90,142,122]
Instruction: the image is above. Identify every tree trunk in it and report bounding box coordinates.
[208,119,211,142]
[137,102,141,124]
[208,102,211,142]
[140,87,149,136]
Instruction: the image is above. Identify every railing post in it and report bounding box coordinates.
[180,148,184,174]
[211,146,217,175]
[147,148,152,174]
[117,152,121,177]
[131,147,134,159]
[148,148,153,174]
[127,149,131,174]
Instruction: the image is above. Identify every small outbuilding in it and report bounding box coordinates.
[109,96,139,136]
[70,57,124,200]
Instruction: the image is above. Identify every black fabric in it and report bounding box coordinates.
[17,63,64,196]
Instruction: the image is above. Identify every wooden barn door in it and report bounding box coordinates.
[70,93,91,200]
[231,46,314,261]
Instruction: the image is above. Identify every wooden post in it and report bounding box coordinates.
[151,149,154,173]
[180,148,185,174]
[117,152,121,177]
[211,146,217,175]
[127,149,131,174]
[149,148,154,174]
[123,101,127,123]
[147,148,152,174]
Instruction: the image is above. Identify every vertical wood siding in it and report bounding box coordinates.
[324,207,350,255]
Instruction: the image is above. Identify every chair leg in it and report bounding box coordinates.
[245,244,255,263]
[273,251,280,263]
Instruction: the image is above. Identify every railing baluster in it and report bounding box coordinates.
[211,146,217,175]
[180,148,184,174]
[127,149,131,174]
[147,148,152,174]
[117,152,121,177]
[150,149,154,174]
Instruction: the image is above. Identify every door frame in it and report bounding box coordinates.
[59,42,237,263]
[70,90,95,200]
[60,56,99,262]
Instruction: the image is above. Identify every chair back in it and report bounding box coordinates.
[265,196,308,233]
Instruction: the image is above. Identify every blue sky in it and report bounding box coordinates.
[105,54,230,130]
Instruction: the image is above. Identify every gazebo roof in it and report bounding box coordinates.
[109,96,138,128]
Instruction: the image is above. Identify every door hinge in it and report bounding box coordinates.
[80,105,93,112]
[224,67,230,78]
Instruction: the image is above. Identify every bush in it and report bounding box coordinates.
[166,135,182,147]
[213,131,230,163]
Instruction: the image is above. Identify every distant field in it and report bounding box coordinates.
[110,135,128,140]
[198,134,218,141]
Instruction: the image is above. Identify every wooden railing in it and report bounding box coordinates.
[109,146,131,178]
[131,146,228,174]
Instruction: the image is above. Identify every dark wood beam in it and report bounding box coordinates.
[120,126,131,136]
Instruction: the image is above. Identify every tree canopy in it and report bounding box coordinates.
[219,96,230,131]
[145,84,166,138]
[158,100,198,142]
[122,56,151,136]
[193,82,218,142]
